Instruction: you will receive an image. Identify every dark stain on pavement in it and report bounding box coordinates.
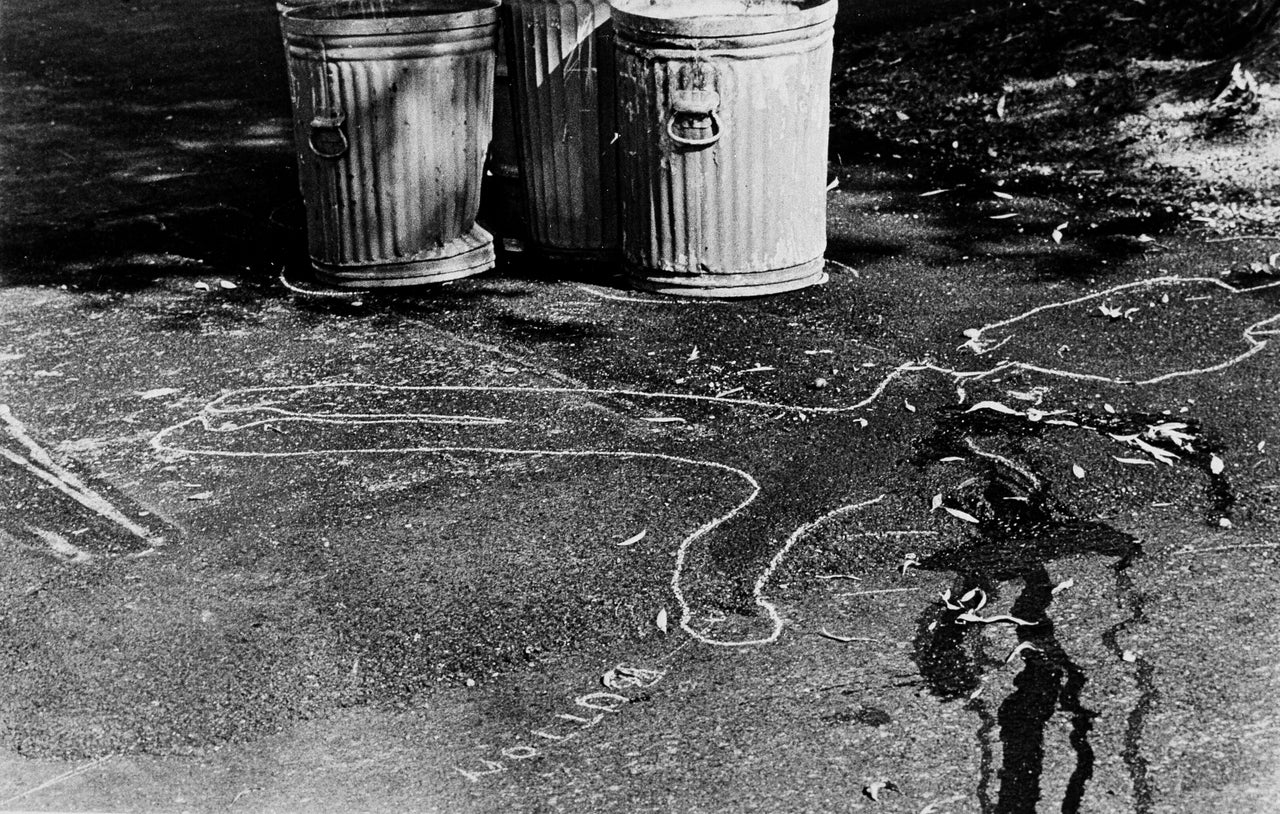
[909,405,1161,813]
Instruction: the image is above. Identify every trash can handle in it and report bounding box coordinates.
[667,90,721,149]
[309,112,349,159]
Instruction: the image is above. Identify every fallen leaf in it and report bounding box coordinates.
[819,628,872,643]
[989,213,1017,220]
[617,530,647,547]
[959,611,1036,626]
[187,491,213,501]
[737,365,775,375]
[1006,641,1042,663]
[1051,228,1063,244]
[966,400,1022,416]
[1104,403,1116,414]
[1113,456,1158,466]
[140,387,180,400]
[687,346,700,362]
[959,587,987,610]
[1051,578,1074,595]
[193,281,210,291]
[895,110,910,121]
[656,608,669,634]
[1072,464,1085,479]
[904,400,916,413]
[943,506,980,524]
[1121,650,1137,663]
[1210,454,1225,475]
[920,188,952,198]
[642,416,686,424]
[218,280,237,290]
[993,190,1013,200]
[930,493,943,511]
[1146,422,1196,449]
[995,94,1007,119]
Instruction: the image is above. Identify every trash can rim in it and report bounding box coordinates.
[609,0,835,39]
[283,0,500,36]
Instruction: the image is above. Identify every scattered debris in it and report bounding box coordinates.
[863,780,900,802]
[139,387,179,400]
[1097,302,1138,320]
[737,365,775,375]
[1121,650,1138,663]
[687,346,700,362]
[186,491,213,501]
[904,399,917,413]
[1110,432,1179,465]
[642,416,686,424]
[1051,578,1075,595]
[900,552,921,575]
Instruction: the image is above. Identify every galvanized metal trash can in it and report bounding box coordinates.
[283,0,499,288]
[505,0,619,262]
[612,0,836,297]
[478,22,532,252]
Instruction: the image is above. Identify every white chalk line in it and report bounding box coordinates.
[1,405,164,550]
[154,388,898,648]
[960,276,1280,385]
[0,753,115,806]
[147,275,1280,645]
[572,284,732,306]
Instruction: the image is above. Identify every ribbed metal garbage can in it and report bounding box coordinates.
[505,0,619,262]
[612,0,836,297]
[283,0,499,288]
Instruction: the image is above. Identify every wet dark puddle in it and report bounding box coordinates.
[901,403,1217,812]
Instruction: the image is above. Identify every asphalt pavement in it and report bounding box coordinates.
[2,0,1279,812]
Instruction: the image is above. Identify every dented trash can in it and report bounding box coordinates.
[282,0,499,287]
[612,0,836,297]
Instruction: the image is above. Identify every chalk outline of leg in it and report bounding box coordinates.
[151,381,895,648]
